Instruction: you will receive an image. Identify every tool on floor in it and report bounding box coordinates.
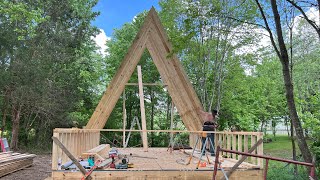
[109,156,116,168]
[108,147,118,158]
[115,155,131,169]
[81,160,101,180]
[128,153,157,159]
[186,132,214,169]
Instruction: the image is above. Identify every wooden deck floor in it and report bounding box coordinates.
[103,148,260,171]
[51,148,263,180]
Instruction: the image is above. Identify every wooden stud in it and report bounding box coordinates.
[169,102,174,149]
[257,132,263,167]
[251,135,257,164]
[232,134,237,159]
[238,134,243,159]
[52,132,59,170]
[126,83,167,86]
[137,65,148,152]
[227,134,231,157]
[244,135,248,162]
[122,90,127,148]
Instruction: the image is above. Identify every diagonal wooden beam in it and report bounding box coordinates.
[221,138,263,180]
[85,9,153,129]
[52,137,91,180]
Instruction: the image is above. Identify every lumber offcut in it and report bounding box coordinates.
[0,152,36,177]
[82,144,110,160]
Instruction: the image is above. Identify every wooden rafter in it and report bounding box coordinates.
[86,7,203,130]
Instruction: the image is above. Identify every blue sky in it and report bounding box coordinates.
[92,0,160,37]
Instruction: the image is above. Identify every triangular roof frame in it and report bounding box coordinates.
[86,7,204,130]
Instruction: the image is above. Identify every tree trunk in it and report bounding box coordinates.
[10,104,22,151]
[290,118,298,175]
[271,0,313,165]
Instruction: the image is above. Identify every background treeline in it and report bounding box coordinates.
[0,0,105,150]
[0,0,319,167]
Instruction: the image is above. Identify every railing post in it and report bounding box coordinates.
[310,164,315,179]
[264,159,269,180]
[212,146,220,180]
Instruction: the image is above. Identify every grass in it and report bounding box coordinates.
[263,135,309,180]
[264,135,301,158]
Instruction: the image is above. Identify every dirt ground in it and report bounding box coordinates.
[1,154,52,180]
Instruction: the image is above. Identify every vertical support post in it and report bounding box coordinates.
[238,134,242,159]
[310,164,315,179]
[251,135,257,164]
[264,159,269,180]
[244,135,248,162]
[227,134,231,157]
[232,134,237,159]
[52,132,59,170]
[257,132,263,167]
[212,146,220,180]
[169,102,174,149]
[122,90,127,148]
[137,65,148,151]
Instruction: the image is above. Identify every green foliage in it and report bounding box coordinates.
[0,0,103,149]
[264,136,310,179]
[0,0,47,40]
[0,0,319,164]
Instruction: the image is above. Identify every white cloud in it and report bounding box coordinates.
[92,29,110,57]
[293,7,319,34]
[234,26,271,55]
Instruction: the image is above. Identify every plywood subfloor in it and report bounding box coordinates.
[52,148,263,180]
[103,148,260,171]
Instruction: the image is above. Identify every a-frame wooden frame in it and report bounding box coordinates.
[86,7,204,131]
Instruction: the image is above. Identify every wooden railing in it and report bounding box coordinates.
[190,131,263,167]
[52,128,100,170]
[216,131,263,167]
[51,128,263,170]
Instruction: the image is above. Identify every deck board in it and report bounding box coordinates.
[101,148,260,171]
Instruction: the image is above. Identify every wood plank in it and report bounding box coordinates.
[52,132,59,170]
[149,8,203,119]
[221,139,263,180]
[227,134,231,157]
[0,154,36,164]
[0,159,34,177]
[123,90,126,148]
[238,134,243,159]
[244,135,248,163]
[126,83,167,86]
[251,135,257,164]
[52,169,264,180]
[257,132,263,167]
[146,27,199,131]
[137,65,148,152]
[85,9,153,129]
[51,137,88,178]
[232,134,237,159]
[169,102,174,150]
[82,144,110,160]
